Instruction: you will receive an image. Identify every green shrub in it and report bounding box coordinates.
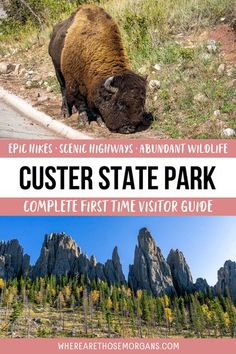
[3,0,88,27]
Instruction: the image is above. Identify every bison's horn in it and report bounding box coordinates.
[104,76,118,93]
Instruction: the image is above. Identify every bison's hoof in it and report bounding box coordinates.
[72,106,77,114]
[61,107,72,119]
[118,125,136,134]
[96,116,106,128]
[143,112,154,125]
[78,111,89,126]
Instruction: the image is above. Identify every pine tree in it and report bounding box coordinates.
[9,302,23,337]
[164,307,174,335]
[83,288,89,335]
[225,298,236,338]
[173,297,182,334]
[56,291,65,330]
[178,297,188,330]
[156,297,164,326]
[105,296,113,338]
[190,295,205,337]
[0,278,5,311]
[211,298,226,337]
[201,303,212,337]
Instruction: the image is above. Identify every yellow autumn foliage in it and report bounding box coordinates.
[106,296,113,310]
[91,290,100,304]
[164,307,174,323]
[136,289,142,299]
[224,313,230,328]
[0,278,4,289]
[161,294,170,308]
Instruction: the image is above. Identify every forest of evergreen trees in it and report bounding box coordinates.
[0,275,235,338]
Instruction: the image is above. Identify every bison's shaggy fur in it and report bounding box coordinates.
[49,4,152,133]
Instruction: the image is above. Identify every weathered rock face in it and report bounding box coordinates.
[76,253,90,277]
[194,278,209,293]
[75,246,125,285]
[215,260,236,304]
[32,233,79,278]
[2,230,236,304]
[32,233,125,284]
[0,256,6,278]
[75,253,107,282]
[0,239,30,279]
[104,247,126,285]
[167,249,193,294]
[128,228,176,296]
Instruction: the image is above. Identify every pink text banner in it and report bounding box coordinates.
[0,338,236,354]
[0,139,235,158]
[0,198,235,216]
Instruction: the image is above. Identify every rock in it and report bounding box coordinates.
[0,256,6,279]
[47,71,55,78]
[13,64,21,76]
[138,65,148,75]
[227,68,234,77]
[22,254,31,276]
[193,93,209,103]
[217,63,225,75]
[75,251,108,282]
[207,40,217,54]
[0,239,30,279]
[95,262,107,281]
[32,233,79,278]
[25,80,40,89]
[194,278,209,293]
[149,80,161,90]
[11,48,18,55]
[8,64,16,73]
[88,255,97,280]
[25,80,33,89]
[153,64,161,71]
[213,110,221,117]
[225,79,236,88]
[215,260,236,304]
[104,247,126,285]
[201,53,211,61]
[37,95,49,103]
[128,228,176,296]
[33,74,42,81]
[76,253,90,276]
[167,249,193,294]
[46,86,53,93]
[222,128,235,137]
[0,62,15,74]
[3,231,236,303]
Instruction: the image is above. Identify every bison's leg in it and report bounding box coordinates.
[73,93,90,126]
[54,68,74,118]
[87,107,106,128]
[96,115,106,128]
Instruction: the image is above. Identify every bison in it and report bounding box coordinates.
[49,4,152,134]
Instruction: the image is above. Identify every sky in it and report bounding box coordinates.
[0,216,235,286]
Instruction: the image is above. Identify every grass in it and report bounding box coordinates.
[0,305,164,338]
[0,0,235,138]
[101,0,234,66]
[0,304,232,338]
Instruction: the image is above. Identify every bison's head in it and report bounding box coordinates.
[94,72,152,134]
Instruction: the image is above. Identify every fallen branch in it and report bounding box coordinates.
[19,0,44,31]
